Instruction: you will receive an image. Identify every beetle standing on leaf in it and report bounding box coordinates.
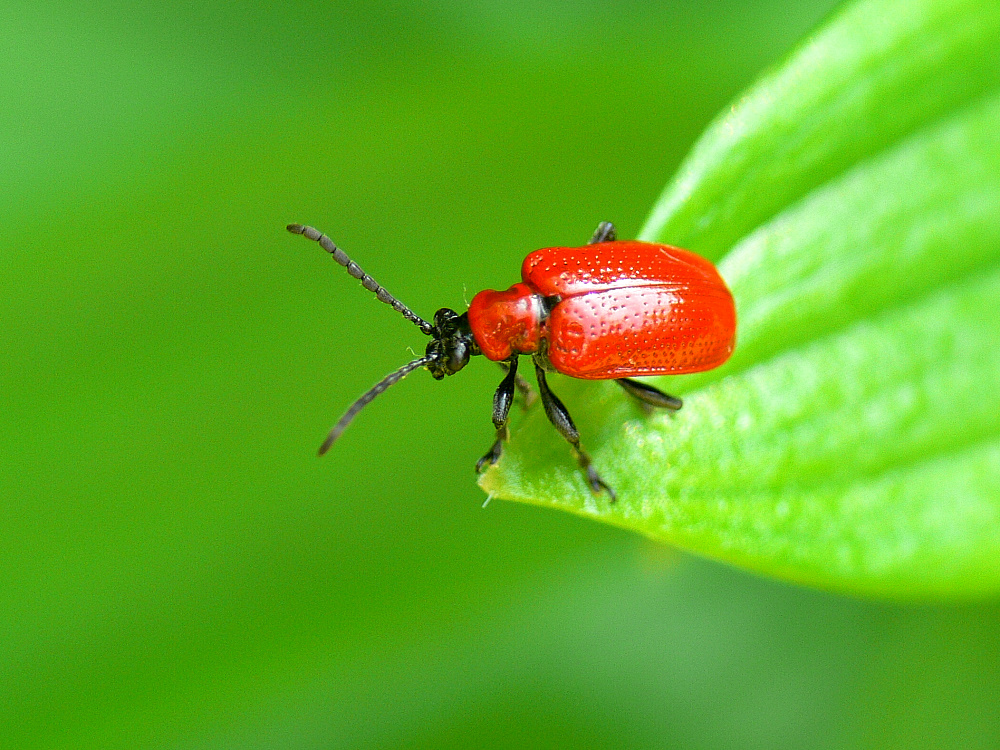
[288,221,736,501]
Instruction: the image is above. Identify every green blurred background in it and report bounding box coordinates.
[5,1,1000,747]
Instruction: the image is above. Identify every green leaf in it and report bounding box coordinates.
[479,0,1000,599]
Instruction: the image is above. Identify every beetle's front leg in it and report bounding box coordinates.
[497,360,536,409]
[535,364,616,502]
[476,356,520,472]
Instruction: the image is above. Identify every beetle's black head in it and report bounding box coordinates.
[425,307,479,380]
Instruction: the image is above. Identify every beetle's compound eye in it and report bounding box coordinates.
[424,335,470,378]
[447,340,470,374]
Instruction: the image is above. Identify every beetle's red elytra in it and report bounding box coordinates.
[287,221,736,501]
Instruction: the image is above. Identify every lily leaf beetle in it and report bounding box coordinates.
[288,222,736,501]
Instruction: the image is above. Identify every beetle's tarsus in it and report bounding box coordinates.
[588,221,617,244]
[476,433,505,473]
[585,465,616,502]
[616,378,682,412]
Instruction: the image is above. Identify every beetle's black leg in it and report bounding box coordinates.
[588,221,617,244]
[535,364,616,501]
[497,360,536,408]
[477,356,520,472]
[616,378,683,412]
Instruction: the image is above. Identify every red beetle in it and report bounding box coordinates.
[288,222,736,500]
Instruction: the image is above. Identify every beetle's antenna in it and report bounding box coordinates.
[319,355,433,455]
[288,224,435,335]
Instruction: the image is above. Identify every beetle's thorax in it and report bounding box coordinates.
[425,308,479,380]
[466,283,549,361]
